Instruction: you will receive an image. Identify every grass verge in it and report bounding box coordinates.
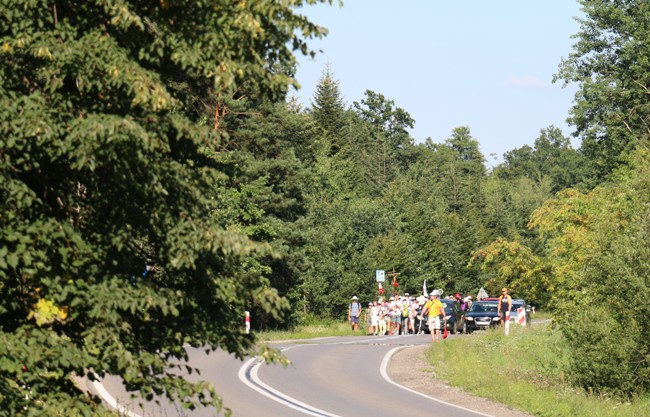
[425,324,649,417]
[256,319,360,341]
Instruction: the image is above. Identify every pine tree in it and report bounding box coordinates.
[310,63,346,136]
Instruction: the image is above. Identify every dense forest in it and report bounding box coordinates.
[0,0,648,414]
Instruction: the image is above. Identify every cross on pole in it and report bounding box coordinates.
[388,268,400,298]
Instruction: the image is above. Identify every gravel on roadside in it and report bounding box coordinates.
[388,344,535,417]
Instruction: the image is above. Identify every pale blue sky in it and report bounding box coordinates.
[292,1,583,164]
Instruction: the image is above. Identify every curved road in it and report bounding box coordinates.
[90,333,494,417]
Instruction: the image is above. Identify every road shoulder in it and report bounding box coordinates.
[388,344,534,417]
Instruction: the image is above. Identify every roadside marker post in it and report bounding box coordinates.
[245,311,250,334]
[517,307,526,326]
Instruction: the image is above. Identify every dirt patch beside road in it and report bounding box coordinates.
[388,344,534,417]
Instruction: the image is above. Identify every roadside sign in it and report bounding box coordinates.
[477,287,489,299]
[376,270,385,282]
[517,307,526,326]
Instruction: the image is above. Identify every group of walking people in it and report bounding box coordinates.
[350,295,418,336]
[348,287,525,342]
[347,291,472,342]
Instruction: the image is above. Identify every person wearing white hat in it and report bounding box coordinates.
[348,296,362,331]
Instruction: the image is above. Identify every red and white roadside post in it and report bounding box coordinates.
[245,311,250,334]
[517,307,526,327]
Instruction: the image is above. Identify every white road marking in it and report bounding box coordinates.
[238,351,342,417]
[380,346,495,417]
[92,378,143,417]
[94,336,498,417]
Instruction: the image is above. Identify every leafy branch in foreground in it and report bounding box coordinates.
[0,0,331,415]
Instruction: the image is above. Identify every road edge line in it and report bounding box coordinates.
[380,346,495,417]
[91,378,143,417]
[238,356,342,417]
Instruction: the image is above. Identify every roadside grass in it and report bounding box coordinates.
[425,324,650,417]
[256,319,360,341]
[530,311,552,321]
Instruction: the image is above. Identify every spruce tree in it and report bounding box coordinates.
[311,63,346,135]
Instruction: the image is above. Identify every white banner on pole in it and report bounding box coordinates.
[376,270,385,282]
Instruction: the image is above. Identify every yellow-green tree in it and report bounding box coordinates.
[472,148,650,396]
[470,237,547,305]
[528,149,650,396]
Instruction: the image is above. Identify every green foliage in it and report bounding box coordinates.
[470,238,547,305]
[472,48,649,392]
[0,0,332,414]
[561,153,650,395]
[2,0,646,408]
[215,98,321,330]
[498,126,589,193]
[301,196,393,317]
[297,116,503,310]
[473,147,650,397]
[310,63,346,140]
[257,314,358,341]
[524,148,650,396]
[427,324,649,417]
[352,90,415,189]
[481,175,547,242]
[564,306,645,396]
[403,129,489,293]
[555,0,650,179]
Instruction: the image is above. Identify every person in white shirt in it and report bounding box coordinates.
[370,301,380,335]
[378,300,388,335]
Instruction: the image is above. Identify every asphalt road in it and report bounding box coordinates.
[89,333,495,417]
